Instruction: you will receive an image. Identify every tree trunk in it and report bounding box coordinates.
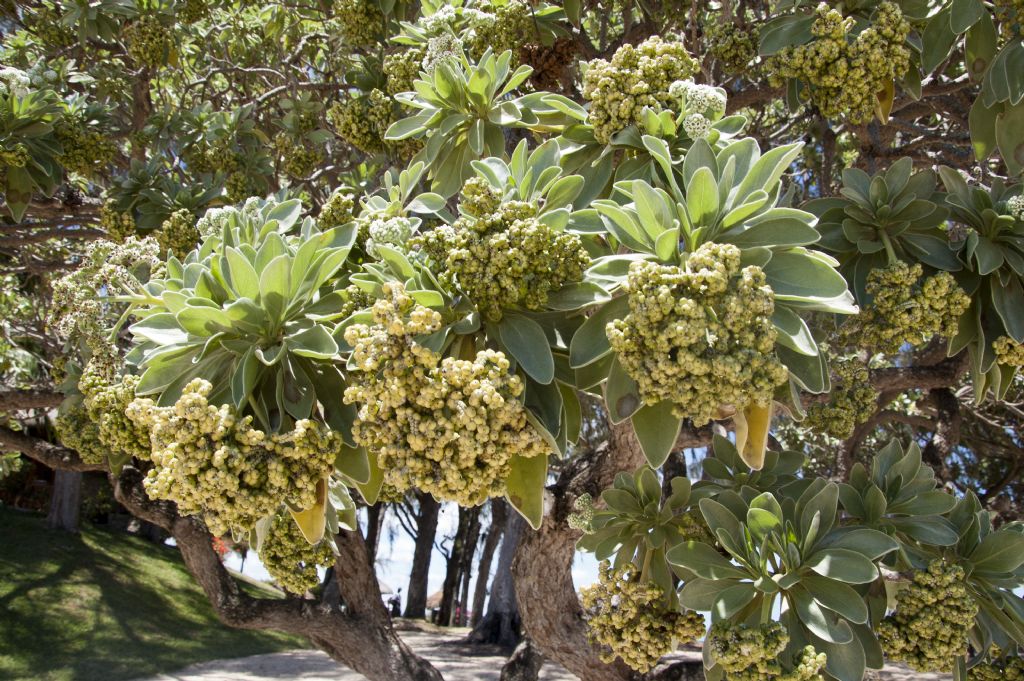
[471,499,506,627]
[468,507,524,646]
[457,508,482,626]
[365,503,387,565]
[438,505,480,626]
[404,492,440,619]
[500,637,544,681]
[46,469,81,532]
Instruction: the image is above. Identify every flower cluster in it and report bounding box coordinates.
[994,336,1024,366]
[274,132,324,178]
[416,180,589,321]
[384,50,424,96]
[520,37,576,92]
[803,351,878,438]
[365,216,415,259]
[842,262,970,354]
[607,244,788,426]
[48,236,160,352]
[582,37,700,144]
[342,283,548,506]
[709,621,825,680]
[706,23,759,73]
[318,189,356,228]
[767,2,910,123]
[422,33,463,75]
[124,15,173,69]
[54,115,117,177]
[970,651,1024,680]
[581,562,706,672]
[258,511,335,595]
[878,559,979,672]
[76,359,151,461]
[328,90,392,155]
[100,201,137,242]
[1008,195,1024,221]
[156,208,200,259]
[329,0,383,48]
[177,0,209,24]
[0,143,29,169]
[464,0,536,59]
[54,403,106,465]
[0,66,30,97]
[994,0,1023,38]
[566,493,594,531]
[126,379,340,535]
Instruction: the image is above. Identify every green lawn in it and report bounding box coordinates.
[0,505,309,681]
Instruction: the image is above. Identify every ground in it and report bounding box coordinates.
[138,627,952,681]
[0,506,307,681]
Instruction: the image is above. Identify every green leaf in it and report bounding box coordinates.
[996,99,1024,175]
[680,577,736,611]
[970,530,1024,573]
[802,574,869,623]
[816,528,898,560]
[354,451,385,504]
[666,540,748,580]
[605,356,642,424]
[772,306,818,356]
[505,451,549,530]
[568,296,629,368]
[804,549,878,584]
[687,167,720,227]
[287,324,339,359]
[791,585,855,643]
[130,314,189,345]
[631,400,681,468]
[713,583,758,619]
[922,9,958,74]
[225,247,260,298]
[764,249,850,300]
[259,254,291,322]
[814,623,866,681]
[498,314,555,384]
[545,282,610,310]
[950,0,984,34]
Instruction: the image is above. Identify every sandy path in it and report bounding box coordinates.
[138,629,950,681]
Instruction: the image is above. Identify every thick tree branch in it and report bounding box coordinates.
[0,425,105,472]
[0,388,64,411]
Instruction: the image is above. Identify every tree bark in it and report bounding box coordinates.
[46,469,82,532]
[438,505,480,626]
[365,503,386,565]
[500,637,545,681]
[404,492,440,619]
[471,499,506,627]
[469,506,524,647]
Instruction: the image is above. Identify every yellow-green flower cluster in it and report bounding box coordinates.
[274,132,324,178]
[994,0,1023,38]
[124,15,172,69]
[177,0,209,24]
[994,336,1024,366]
[706,23,759,73]
[767,2,910,123]
[156,209,200,259]
[329,0,384,48]
[54,402,106,465]
[258,511,335,595]
[416,182,589,321]
[100,200,136,242]
[465,0,536,59]
[581,562,706,672]
[365,216,415,259]
[318,189,356,228]
[327,89,393,155]
[582,36,700,144]
[804,352,878,439]
[384,50,425,96]
[607,244,788,426]
[0,143,29,169]
[342,283,548,506]
[878,559,978,672]
[77,360,151,461]
[970,651,1024,680]
[126,379,340,535]
[843,262,970,354]
[708,621,824,680]
[54,116,117,177]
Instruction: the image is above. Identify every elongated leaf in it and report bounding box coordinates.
[505,451,549,530]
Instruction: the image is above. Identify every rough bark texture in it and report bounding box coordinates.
[471,499,506,627]
[405,492,440,619]
[922,388,961,482]
[46,469,82,532]
[469,508,524,647]
[365,503,386,565]
[499,638,545,681]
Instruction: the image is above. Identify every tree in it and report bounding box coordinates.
[1,1,1024,680]
[470,499,505,628]
[399,491,441,619]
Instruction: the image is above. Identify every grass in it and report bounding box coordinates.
[0,505,309,681]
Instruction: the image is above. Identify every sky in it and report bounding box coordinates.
[223,502,602,613]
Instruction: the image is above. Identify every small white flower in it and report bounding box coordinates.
[683,113,712,139]
[422,33,463,74]
[1008,195,1024,221]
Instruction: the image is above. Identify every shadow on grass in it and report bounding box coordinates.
[0,507,307,681]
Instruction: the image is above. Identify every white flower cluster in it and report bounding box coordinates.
[0,66,30,97]
[682,114,711,140]
[1008,195,1024,221]
[421,5,458,33]
[422,33,463,75]
[196,206,236,239]
[365,216,415,259]
[670,80,728,117]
